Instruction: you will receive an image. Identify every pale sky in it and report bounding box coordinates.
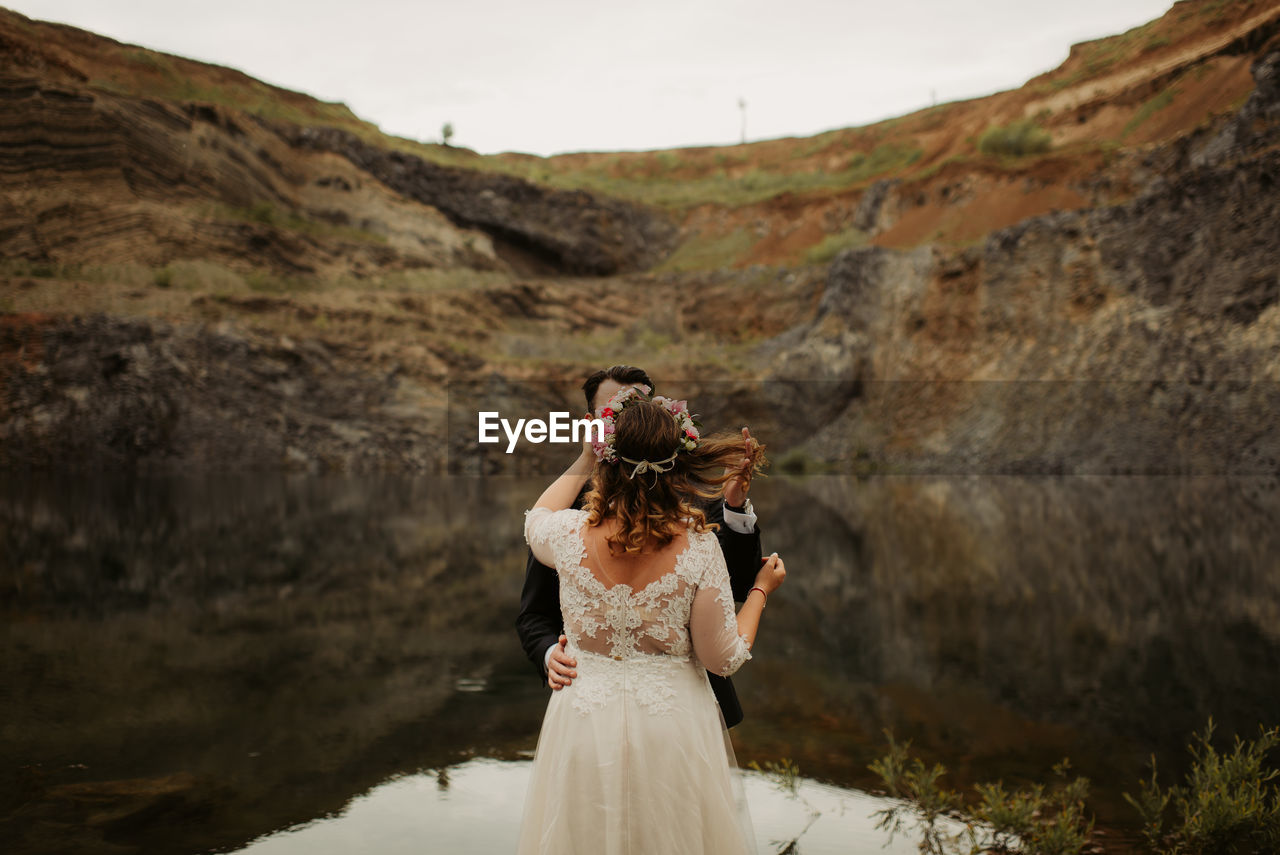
[7,0,1177,155]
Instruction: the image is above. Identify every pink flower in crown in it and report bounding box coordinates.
[591,383,706,463]
[591,384,649,462]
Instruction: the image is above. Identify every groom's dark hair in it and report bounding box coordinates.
[582,365,654,412]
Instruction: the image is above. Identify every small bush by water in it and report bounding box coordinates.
[862,718,1280,855]
[869,732,1092,855]
[1124,719,1280,855]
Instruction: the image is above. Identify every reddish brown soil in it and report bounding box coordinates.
[541,0,1280,265]
[1,0,1276,272]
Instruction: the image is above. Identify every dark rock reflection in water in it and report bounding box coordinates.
[2,473,1277,854]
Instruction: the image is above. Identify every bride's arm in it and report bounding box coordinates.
[524,447,597,567]
[730,553,786,648]
[533,447,595,511]
[691,548,787,676]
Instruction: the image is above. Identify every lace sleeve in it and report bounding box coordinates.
[689,534,752,677]
[523,507,582,569]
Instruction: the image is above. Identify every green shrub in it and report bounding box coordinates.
[1124,719,1280,855]
[775,447,828,476]
[973,762,1093,855]
[978,119,1053,158]
[870,732,1093,855]
[867,719,1280,855]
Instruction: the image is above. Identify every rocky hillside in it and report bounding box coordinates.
[0,8,675,278]
[1,0,1278,474]
[768,44,1280,474]
[525,0,1280,267]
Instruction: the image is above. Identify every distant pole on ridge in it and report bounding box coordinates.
[738,97,747,144]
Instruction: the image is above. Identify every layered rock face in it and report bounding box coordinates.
[770,42,1280,475]
[0,77,503,277]
[0,313,443,471]
[272,124,678,275]
[0,7,676,278]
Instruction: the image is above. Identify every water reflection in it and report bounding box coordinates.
[230,759,916,855]
[2,472,1277,853]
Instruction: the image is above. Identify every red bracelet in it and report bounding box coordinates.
[749,586,768,608]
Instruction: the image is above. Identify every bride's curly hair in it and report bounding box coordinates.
[583,400,767,555]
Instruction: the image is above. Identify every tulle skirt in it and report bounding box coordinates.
[517,648,757,855]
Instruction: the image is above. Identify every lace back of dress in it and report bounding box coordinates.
[561,523,715,662]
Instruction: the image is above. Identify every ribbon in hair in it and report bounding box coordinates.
[617,449,679,479]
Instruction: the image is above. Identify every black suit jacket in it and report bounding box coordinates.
[516,499,762,729]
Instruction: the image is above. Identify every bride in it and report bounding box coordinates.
[518,384,786,854]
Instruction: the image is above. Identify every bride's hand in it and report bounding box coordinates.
[754,552,786,594]
[580,411,601,460]
[723,427,759,508]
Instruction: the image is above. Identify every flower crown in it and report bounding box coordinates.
[590,384,701,476]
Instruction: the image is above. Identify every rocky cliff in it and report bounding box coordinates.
[767,39,1280,475]
[0,6,677,279]
[0,312,443,471]
[1,5,1278,475]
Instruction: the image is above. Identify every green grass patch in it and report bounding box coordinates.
[794,128,854,159]
[1122,86,1179,139]
[162,260,250,291]
[203,202,388,245]
[978,119,1053,158]
[335,268,511,293]
[910,153,975,183]
[806,227,869,265]
[542,141,923,210]
[92,46,365,134]
[79,38,937,210]
[654,230,755,273]
[1198,0,1256,19]
[1037,19,1167,92]
[0,259,79,279]
[245,270,319,294]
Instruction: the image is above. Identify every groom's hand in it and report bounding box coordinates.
[548,634,577,690]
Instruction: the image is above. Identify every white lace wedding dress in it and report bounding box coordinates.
[518,507,758,855]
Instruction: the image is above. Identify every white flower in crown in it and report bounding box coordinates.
[590,385,647,462]
[652,396,700,452]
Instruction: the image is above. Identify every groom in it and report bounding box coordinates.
[515,364,764,729]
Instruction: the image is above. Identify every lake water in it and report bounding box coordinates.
[2,472,1278,854]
